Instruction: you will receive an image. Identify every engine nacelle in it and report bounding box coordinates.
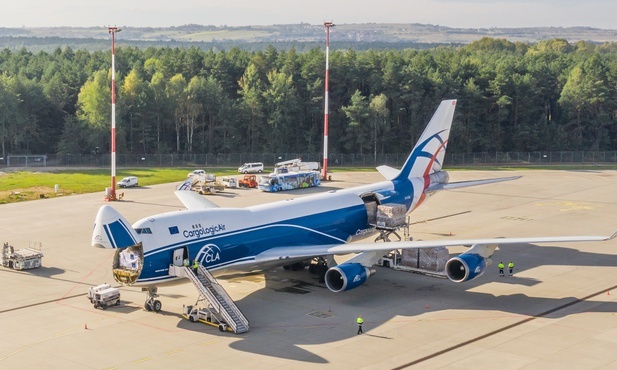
[445,253,487,283]
[324,263,372,292]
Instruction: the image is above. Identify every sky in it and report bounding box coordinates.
[3,0,617,29]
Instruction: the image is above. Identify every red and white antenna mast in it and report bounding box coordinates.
[108,26,121,200]
[322,21,334,180]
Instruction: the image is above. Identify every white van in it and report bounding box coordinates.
[117,176,138,188]
[221,177,238,188]
[238,162,264,174]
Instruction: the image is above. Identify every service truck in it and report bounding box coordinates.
[88,283,121,309]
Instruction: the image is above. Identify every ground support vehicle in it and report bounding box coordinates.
[274,158,319,172]
[87,284,121,309]
[117,176,138,188]
[238,174,258,188]
[221,177,238,188]
[182,305,231,332]
[1,242,43,270]
[258,170,321,192]
[238,162,264,174]
[376,248,448,278]
[187,169,206,177]
[187,173,225,195]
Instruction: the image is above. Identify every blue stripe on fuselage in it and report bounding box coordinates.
[104,219,136,249]
[137,203,368,281]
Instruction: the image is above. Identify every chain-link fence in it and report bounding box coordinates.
[3,151,617,168]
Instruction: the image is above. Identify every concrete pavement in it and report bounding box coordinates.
[1,170,616,369]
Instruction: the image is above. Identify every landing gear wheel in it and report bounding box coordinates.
[218,323,227,332]
[144,286,160,312]
[189,315,196,323]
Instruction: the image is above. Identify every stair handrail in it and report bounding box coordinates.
[197,265,249,330]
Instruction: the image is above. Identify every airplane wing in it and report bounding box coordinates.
[426,176,522,192]
[253,233,617,264]
[174,190,220,210]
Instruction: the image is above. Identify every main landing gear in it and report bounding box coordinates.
[143,286,162,312]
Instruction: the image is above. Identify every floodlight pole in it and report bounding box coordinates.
[108,26,121,200]
[322,21,334,180]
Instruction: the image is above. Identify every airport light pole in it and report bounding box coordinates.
[322,21,334,180]
[108,26,121,200]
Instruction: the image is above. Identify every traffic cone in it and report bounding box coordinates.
[425,304,429,309]
[84,323,88,330]
[608,291,611,296]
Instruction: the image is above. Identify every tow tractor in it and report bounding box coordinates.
[182,304,231,332]
[88,283,121,309]
[238,174,258,188]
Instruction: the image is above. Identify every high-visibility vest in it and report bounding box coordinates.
[357,317,364,324]
[192,260,199,268]
[498,263,504,269]
[508,262,514,268]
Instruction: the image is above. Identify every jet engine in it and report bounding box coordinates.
[324,263,374,293]
[444,253,487,283]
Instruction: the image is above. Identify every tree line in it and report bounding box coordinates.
[1,37,616,161]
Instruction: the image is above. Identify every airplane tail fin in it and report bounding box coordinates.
[178,178,195,191]
[393,99,457,182]
[92,205,141,249]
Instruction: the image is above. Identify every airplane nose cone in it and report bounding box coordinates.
[92,206,141,249]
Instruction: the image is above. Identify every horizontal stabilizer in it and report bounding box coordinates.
[376,165,399,180]
[426,176,521,192]
[174,190,220,210]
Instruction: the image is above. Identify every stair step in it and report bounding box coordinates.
[185,265,249,334]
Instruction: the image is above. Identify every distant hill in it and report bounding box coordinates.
[2,23,617,52]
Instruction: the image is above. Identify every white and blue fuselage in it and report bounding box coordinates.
[93,99,615,297]
[124,179,415,285]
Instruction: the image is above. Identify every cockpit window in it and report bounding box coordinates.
[135,228,152,234]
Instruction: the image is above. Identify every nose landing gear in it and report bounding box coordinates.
[143,286,162,312]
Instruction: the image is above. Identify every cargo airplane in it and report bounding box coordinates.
[91,100,616,316]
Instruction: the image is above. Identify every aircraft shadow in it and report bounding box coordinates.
[210,242,617,363]
[0,265,66,278]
